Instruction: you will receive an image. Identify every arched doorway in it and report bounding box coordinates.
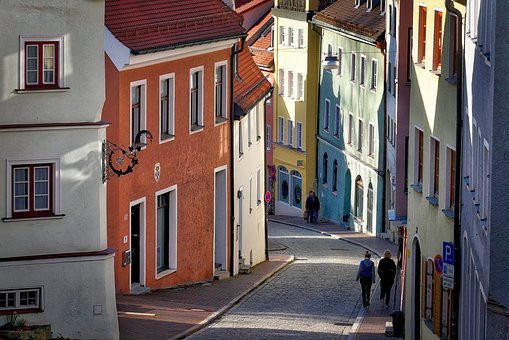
[343,169,351,222]
[367,182,373,233]
[291,170,302,209]
[411,237,422,339]
[278,166,289,204]
[355,175,364,221]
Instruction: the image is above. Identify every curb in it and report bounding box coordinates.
[173,255,295,339]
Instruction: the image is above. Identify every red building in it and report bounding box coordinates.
[102,0,244,294]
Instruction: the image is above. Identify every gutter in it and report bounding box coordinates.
[444,0,463,338]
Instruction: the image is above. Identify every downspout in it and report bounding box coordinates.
[263,94,271,261]
[380,40,387,235]
[445,0,463,338]
[230,38,245,277]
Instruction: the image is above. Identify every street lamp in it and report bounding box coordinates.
[322,55,339,70]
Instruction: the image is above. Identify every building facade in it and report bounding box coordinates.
[103,0,244,294]
[405,0,465,338]
[0,1,118,338]
[312,0,385,235]
[460,0,509,338]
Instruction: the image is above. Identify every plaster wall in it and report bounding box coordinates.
[240,1,274,31]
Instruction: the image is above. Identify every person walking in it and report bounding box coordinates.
[305,191,313,223]
[356,251,376,308]
[378,250,397,309]
[311,191,320,223]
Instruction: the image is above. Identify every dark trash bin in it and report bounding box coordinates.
[390,310,405,337]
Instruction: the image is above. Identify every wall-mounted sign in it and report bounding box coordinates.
[264,191,272,203]
[154,163,161,182]
[434,255,443,275]
[443,242,454,265]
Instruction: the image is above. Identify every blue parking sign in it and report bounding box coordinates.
[443,242,454,265]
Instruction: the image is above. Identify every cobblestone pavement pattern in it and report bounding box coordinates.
[189,221,374,339]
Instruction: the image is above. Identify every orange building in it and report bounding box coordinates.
[102,0,244,294]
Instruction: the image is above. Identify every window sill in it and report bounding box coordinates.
[160,133,175,143]
[332,191,338,196]
[429,69,441,77]
[425,196,439,206]
[215,116,228,125]
[415,62,425,69]
[190,124,204,132]
[0,308,43,315]
[334,133,340,139]
[323,128,330,133]
[248,142,252,147]
[410,184,423,193]
[156,268,176,280]
[322,183,328,188]
[257,136,262,141]
[257,200,262,206]
[238,152,244,159]
[16,87,70,94]
[370,88,377,93]
[442,208,454,219]
[3,214,65,223]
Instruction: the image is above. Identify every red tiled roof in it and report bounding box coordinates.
[250,48,274,70]
[313,0,385,42]
[236,0,272,14]
[234,47,272,117]
[251,34,272,50]
[105,0,245,53]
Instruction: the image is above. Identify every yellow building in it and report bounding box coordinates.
[405,0,465,339]
[272,0,324,215]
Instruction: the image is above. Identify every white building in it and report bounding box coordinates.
[233,47,272,275]
[0,1,118,338]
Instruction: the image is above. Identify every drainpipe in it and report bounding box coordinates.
[263,94,271,261]
[380,40,387,235]
[230,38,245,277]
[444,0,463,338]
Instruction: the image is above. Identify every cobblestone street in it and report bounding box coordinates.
[189,221,371,339]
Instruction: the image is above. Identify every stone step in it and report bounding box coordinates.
[214,270,230,280]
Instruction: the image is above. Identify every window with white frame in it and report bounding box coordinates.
[160,74,175,141]
[190,68,204,131]
[248,111,253,146]
[327,43,333,56]
[348,112,354,145]
[266,125,271,151]
[288,71,294,98]
[297,73,304,100]
[278,116,284,143]
[333,105,340,137]
[296,122,303,149]
[249,177,253,213]
[416,128,424,185]
[324,99,330,131]
[393,65,396,96]
[388,62,392,93]
[338,48,343,76]
[131,80,146,145]
[239,120,244,157]
[257,168,262,205]
[430,137,440,198]
[215,62,228,122]
[0,288,42,312]
[279,26,285,45]
[388,5,393,35]
[358,119,364,152]
[481,142,489,219]
[279,69,285,95]
[20,35,64,90]
[371,59,378,91]
[255,106,261,140]
[287,120,293,146]
[351,53,356,82]
[298,29,304,48]
[289,27,295,47]
[156,186,177,276]
[392,6,397,37]
[368,123,375,157]
[446,147,456,211]
[360,56,366,86]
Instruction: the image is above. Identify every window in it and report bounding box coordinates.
[327,43,333,56]
[333,105,340,137]
[388,5,392,34]
[360,56,366,86]
[239,120,244,157]
[257,168,262,206]
[279,69,285,95]
[190,68,204,131]
[351,53,356,82]
[20,35,64,90]
[433,11,443,70]
[358,119,364,152]
[289,27,295,47]
[449,14,458,77]
[279,26,285,45]
[131,80,147,145]
[348,112,354,145]
[278,116,284,143]
[266,125,271,151]
[388,62,392,93]
[416,128,424,185]
[446,147,456,210]
[156,187,177,276]
[215,62,228,122]
[298,29,304,48]
[0,288,42,312]
[160,74,175,141]
[297,73,304,100]
[324,99,330,131]
[371,59,378,90]
[11,164,53,218]
[296,122,303,149]
[338,48,343,76]
[392,6,397,37]
[322,153,328,185]
[288,71,294,98]
[368,123,375,157]
[248,110,253,146]
[255,106,261,140]
[332,160,338,192]
[287,120,293,146]
[278,166,289,203]
[355,176,364,219]
[418,6,427,63]
[430,137,440,198]
[249,177,253,212]
[393,65,397,96]
[481,143,489,219]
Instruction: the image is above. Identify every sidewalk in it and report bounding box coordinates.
[268,215,403,339]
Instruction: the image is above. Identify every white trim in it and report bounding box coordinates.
[0,287,43,312]
[359,54,367,87]
[296,121,303,149]
[154,185,178,280]
[159,73,176,144]
[189,66,205,134]
[324,98,331,131]
[6,158,61,219]
[19,35,65,90]
[214,60,229,126]
[129,197,146,289]
[129,79,147,147]
[278,116,285,143]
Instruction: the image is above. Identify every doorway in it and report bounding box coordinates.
[343,169,351,222]
[412,237,422,339]
[236,188,243,272]
[130,199,145,289]
[214,168,227,272]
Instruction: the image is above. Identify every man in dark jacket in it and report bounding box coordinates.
[356,251,376,308]
[378,250,397,309]
[311,191,320,223]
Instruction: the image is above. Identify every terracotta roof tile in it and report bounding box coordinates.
[250,48,274,69]
[236,0,272,14]
[105,0,245,53]
[234,47,272,117]
[313,0,385,42]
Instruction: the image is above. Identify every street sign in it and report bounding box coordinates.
[443,263,454,277]
[434,255,443,275]
[443,276,454,289]
[443,242,454,265]
[264,191,272,203]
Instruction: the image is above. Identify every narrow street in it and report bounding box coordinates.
[189,221,371,339]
